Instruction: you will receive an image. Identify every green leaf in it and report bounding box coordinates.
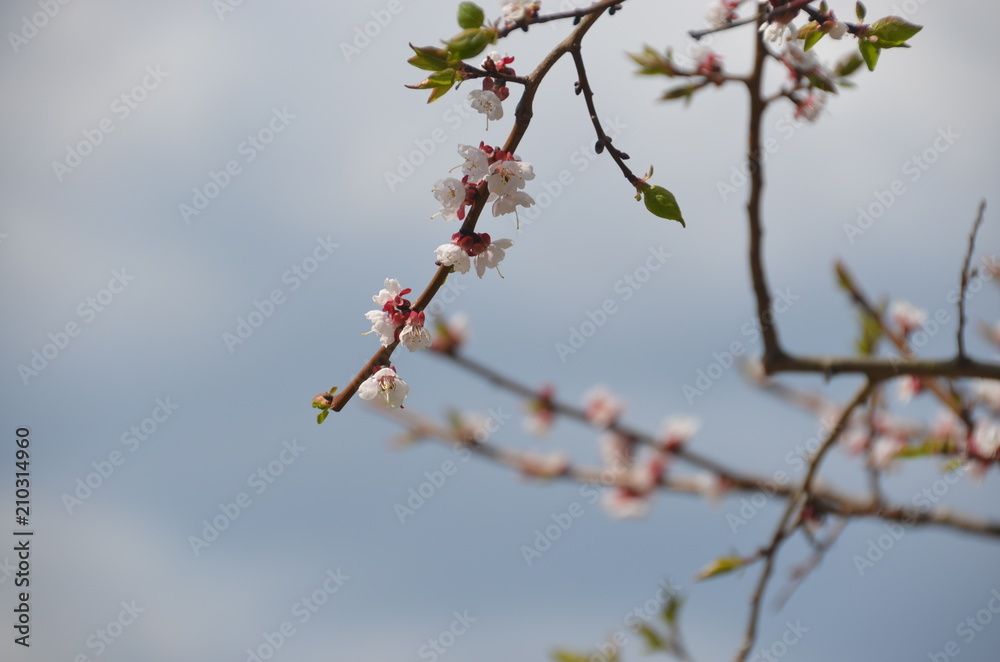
[641,185,685,227]
[457,2,485,29]
[316,409,329,424]
[869,16,922,46]
[405,69,457,102]
[445,27,497,61]
[807,72,837,93]
[662,594,684,626]
[628,45,674,77]
[407,44,453,71]
[855,309,884,356]
[661,85,696,102]
[897,438,949,458]
[856,1,867,21]
[405,68,457,89]
[798,22,824,51]
[695,555,744,581]
[859,39,880,71]
[835,52,865,77]
[551,651,601,662]
[635,624,666,652]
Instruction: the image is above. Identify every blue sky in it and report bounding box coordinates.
[2,1,1000,660]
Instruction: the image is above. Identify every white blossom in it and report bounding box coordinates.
[971,379,1000,412]
[583,385,627,428]
[399,323,431,352]
[890,300,928,334]
[431,178,465,221]
[660,416,701,447]
[468,89,503,123]
[828,21,848,39]
[357,367,409,408]
[457,144,490,182]
[760,21,793,44]
[474,238,513,278]
[971,420,1000,458]
[364,309,396,346]
[372,278,405,306]
[435,243,472,274]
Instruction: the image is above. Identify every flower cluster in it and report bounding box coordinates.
[365,278,431,351]
[433,142,535,226]
[436,231,513,278]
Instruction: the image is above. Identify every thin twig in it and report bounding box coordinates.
[957,200,988,360]
[732,380,874,662]
[570,46,639,185]
[330,8,614,412]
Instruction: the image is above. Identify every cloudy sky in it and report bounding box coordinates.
[2,0,999,660]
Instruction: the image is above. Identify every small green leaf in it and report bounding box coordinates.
[897,438,950,458]
[869,16,922,46]
[695,555,744,581]
[635,624,666,652]
[425,84,453,103]
[316,409,329,424]
[641,185,685,227]
[798,22,824,51]
[405,68,457,89]
[628,45,674,77]
[859,39,880,71]
[407,44,453,71]
[660,84,698,103]
[856,1,867,21]
[551,651,598,662]
[445,27,497,61]
[807,72,837,93]
[662,594,684,626]
[457,2,485,29]
[405,69,457,102]
[835,52,865,77]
